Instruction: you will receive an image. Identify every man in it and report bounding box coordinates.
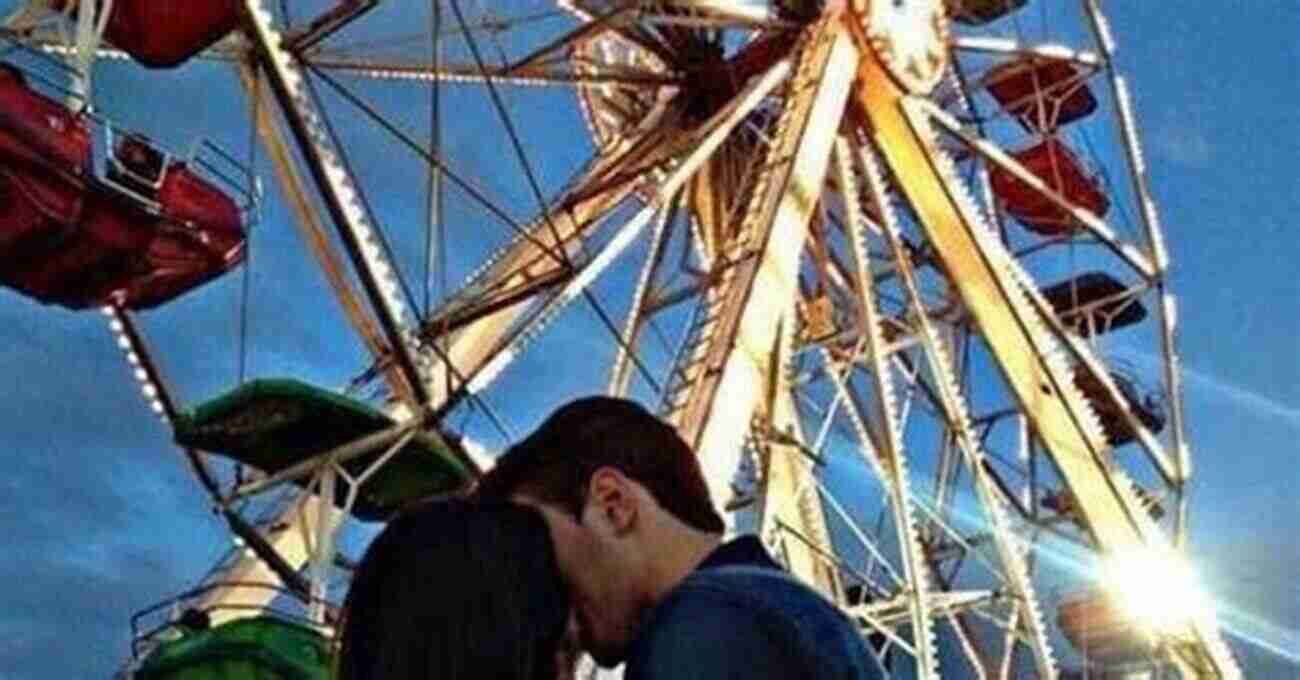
[475,396,880,679]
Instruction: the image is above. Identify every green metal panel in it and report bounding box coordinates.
[174,379,472,521]
[135,616,331,680]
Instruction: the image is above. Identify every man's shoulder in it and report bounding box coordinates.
[626,576,804,680]
[654,566,812,631]
[627,566,879,680]
[676,564,838,619]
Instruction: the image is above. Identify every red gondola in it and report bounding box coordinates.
[1057,591,1149,665]
[989,137,1109,236]
[51,0,240,68]
[947,0,1029,26]
[0,64,250,310]
[986,56,1097,132]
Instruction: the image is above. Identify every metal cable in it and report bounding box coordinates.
[298,64,424,320]
[307,64,571,271]
[448,0,574,271]
[310,63,666,400]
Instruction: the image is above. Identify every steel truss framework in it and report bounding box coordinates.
[5,1,1240,678]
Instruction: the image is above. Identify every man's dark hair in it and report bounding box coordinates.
[476,397,725,534]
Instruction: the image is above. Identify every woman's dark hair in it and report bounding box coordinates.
[336,500,570,680]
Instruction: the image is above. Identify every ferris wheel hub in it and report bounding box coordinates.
[852,0,950,95]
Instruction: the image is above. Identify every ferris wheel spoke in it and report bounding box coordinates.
[661,15,857,522]
[444,1,586,280]
[1080,0,1192,513]
[944,609,993,680]
[559,0,684,69]
[244,0,431,407]
[921,98,1159,281]
[854,114,1062,678]
[855,36,1159,565]
[191,492,341,628]
[457,201,668,399]
[607,59,802,395]
[405,113,685,407]
[306,57,679,87]
[638,0,789,28]
[608,197,678,396]
[822,352,948,676]
[417,171,637,408]
[445,42,799,405]
[834,135,943,677]
[504,3,648,77]
[412,109,695,402]
[751,320,843,600]
[240,63,415,403]
[950,37,1101,69]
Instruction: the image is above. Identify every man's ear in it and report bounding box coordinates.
[586,467,638,535]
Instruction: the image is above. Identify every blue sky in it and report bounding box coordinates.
[0,2,1296,678]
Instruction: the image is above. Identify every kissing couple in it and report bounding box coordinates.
[336,397,880,679]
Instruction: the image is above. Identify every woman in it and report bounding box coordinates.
[336,500,575,680]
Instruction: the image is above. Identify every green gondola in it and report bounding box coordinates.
[174,379,472,521]
[135,616,331,680]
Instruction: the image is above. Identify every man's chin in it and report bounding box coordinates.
[578,618,625,667]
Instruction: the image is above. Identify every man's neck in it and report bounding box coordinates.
[642,527,723,605]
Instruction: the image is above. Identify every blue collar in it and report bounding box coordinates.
[695,535,783,572]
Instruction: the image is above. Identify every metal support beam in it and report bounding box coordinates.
[835,137,941,677]
[195,494,342,627]
[664,15,859,522]
[238,61,415,404]
[243,0,430,408]
[758,317,842,601]
[856,130,1060,679]
[418,147,646,409]
[850,25,1236,676]
[430,47,795,405]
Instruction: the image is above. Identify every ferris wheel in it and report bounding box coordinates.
[0,1,1242,678]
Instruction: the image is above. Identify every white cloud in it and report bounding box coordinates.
[1180,364,1300,431]
[1118,348,1300,430]
[1152,124,1213,168]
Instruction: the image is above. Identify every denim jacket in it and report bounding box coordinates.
[624,536,881,680]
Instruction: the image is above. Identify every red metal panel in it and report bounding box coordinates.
[121,163,246,309]
[948,0,1030,26]
[988,137,1109,236]
[158,164,242,237]
[0,173,73,262]
[2,212,128,307]
[0,65,98,307]
[0,64,247,309]
[986,57,1097,131]
[53,0,240,68]
[1057,593,1148,664]
[0,66,91,177]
